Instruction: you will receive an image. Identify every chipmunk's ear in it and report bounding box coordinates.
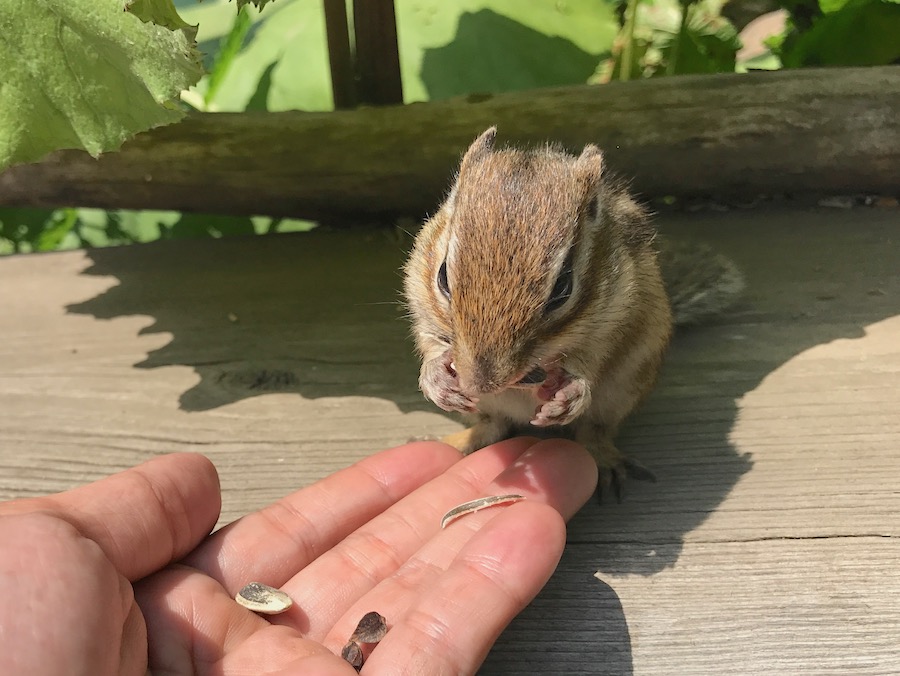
[445,127,497,210]
[576,144,604,177]
[461,127,497,168]
[576,144,604,220]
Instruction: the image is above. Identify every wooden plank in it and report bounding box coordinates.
[0,205,898,672]
[0,67,897,218]
[485,539,900,674]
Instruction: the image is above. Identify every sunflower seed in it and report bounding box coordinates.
[351,611,388,643]
[235,582,293,615]
[441,494,526,529]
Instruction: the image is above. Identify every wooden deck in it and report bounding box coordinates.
[1,206,897,674]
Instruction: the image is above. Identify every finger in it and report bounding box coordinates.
[362,501,566,675]
[135,566,354,675]
[275,437,541,638]
[0,453,220,581]
[183,441,463,591]
[321,438,595,651]
[488,438,599,520]
[119,594,149,676]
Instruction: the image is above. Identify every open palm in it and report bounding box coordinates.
[0,438,596,675]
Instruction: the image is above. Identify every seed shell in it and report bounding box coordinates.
[440,494,526,529]
[235,581,293,615]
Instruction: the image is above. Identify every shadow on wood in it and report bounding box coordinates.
[483,574,635,675]
[65,230,427,413]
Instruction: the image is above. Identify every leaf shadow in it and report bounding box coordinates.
[420,9,600,101]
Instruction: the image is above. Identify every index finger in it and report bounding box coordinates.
[183,441,465,589]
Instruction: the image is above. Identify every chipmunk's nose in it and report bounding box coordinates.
[459,354,506,395]
[471,354,505,394]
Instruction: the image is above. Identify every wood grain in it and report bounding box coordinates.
[0,67,897,219]
[0,206,898,673]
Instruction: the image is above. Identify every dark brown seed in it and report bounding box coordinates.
[341,641,363,671]
[351,611,388,643]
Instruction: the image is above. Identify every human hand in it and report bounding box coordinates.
[0,438,597,675]
[0,452,220,676]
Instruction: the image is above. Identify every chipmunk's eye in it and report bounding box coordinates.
[437,260,451,300]
[545,257,574,313]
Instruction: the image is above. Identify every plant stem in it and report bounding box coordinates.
[620,0,640,82]
[667,1,693,76]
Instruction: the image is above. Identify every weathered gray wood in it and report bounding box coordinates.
[0,67,897,219]
[484,539,900,674]
[1,205,898,673]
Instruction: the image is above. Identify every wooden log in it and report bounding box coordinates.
[0,67,897,220]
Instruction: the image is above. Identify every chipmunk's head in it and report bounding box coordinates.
[415,126,631,398]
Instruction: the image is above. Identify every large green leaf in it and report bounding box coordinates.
[416,8,602,100]
[781,0,900,66]
[190,0,331,111]
[191,0,619,112]
[612,0,739,78]
[205,6,254,106]
[402,0,619,101]
[0,0,203,171]
[659,10,741,75]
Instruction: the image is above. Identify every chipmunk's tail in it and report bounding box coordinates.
[656,237,746,326]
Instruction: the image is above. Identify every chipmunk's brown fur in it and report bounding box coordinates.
[404,128,742,497]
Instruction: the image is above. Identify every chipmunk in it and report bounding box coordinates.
[403,127,743,499]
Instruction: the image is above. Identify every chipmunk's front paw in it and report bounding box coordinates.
[531,373,589,427]
[419,352,478,414]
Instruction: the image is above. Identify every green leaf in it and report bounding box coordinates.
[127,0,197,37]
[36,209,79,252]
[200,0,332,111]
[737,50,782,71]
[608,0,739,77]
[236,0,275,10]
[0,207,54,250]
[0,207,85,253]
[168,213,256,239]
[245,61,278,111]
[402,0,619,101]
[417,8,603,99]
[818,0,850,11]
[781,0,900,66]
[0,0,204,171]
[661,18,741,74]
[206,6,254,106]
[195,0,619,112]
